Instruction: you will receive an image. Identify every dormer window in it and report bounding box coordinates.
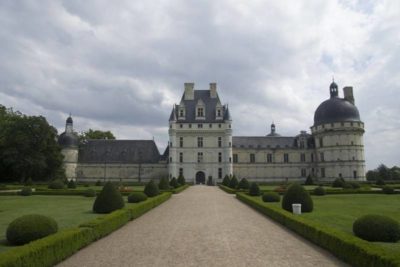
[179,109,184,117]
[217,109,221,117]
[197,108,204,117]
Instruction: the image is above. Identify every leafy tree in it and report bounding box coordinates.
[79,129,115,142]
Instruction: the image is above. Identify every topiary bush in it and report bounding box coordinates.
[382,186,395,194]
[282,183,313,213]
[127,192,148,203]
[20,187,32,196]
[348,181,361,189]
[304,175,314,185]
[158,177,170,190]
[353,214,400,242]
[84,189,96,197]
[144,180,159,197]
[249,182,260,196]
[262,192,280,202]
[6,214,58,245]
[222,175,230,186]
[229,175,238,189]
[48,180,65,189]
[67,180,76,189]
[93,182,125,214]
[177,174,186,186]
[237,178,250,190]
[95,180,102,186]
[169,177,179,188]
[332,178,346,188]
[313,186,326,196]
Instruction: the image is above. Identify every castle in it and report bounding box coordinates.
[58,81,366,184]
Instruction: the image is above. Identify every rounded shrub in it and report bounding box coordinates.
[313,186,326,196]
[249,182,260,196]
[229,175,238,189]
[222,175,230,186]
[93,182,125,214]
[177,174,186,186]
[67,180,76,189]
[304,175,314,185]
[382,186,395,194]
[84,189,96,197]
[169,177,179,188]
[6,214,58,245]
[237,178,250,190]
[332,178,345,188]
[144,180,159,197]
[158,177,170,190]
[20,187,32,196]
[48,180,64,189]
[128,192,148,203]
[353,214,400,242]
[282,183,313,212]
[262,192,280,202]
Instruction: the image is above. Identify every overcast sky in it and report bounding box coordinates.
[0,0,399,170]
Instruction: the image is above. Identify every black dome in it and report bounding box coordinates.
[58,132,79,147]
[66,116,73,124]
[314,97,360,126]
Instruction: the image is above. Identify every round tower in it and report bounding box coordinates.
[311,81,366,181]
[58,115,79,181]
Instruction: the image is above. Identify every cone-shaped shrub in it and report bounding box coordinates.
[93,182,125,214]
[229,175,238,189]
[249,182,260,196]
[144,180,159,197]
[7,214,58,245]
[67,180,76,189]
[262,192,280,202]
[313,186,326,196]
[170,177,179,188]
[222,175,230,186]
[128,192,148,203]
[353,214,400,242]
[177,174,186,185]
[282,183,313,212]
[304,175,314,185]
[237,178,250,190]
[158,177,170,190]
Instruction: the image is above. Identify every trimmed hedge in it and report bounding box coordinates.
[170,184,189,194]
[169,177,179,188]
[48,180,64,190]
[262,192,280,202]
[127,192,148,203]
[237,178,250,190]
[382,186,395,194]
[353,215,400,242]
[20,187,32,196]
[282,183,313,213]
[218,184,236,194]
[144,180,159,197]
[236,192,400,267]
[313,186,326,196]
[84,189,96,197]
[249,182,261,196]
[93,182,125,214]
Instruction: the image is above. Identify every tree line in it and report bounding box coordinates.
[366,164,400,181]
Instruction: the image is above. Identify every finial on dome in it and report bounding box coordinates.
[329,78,338,98]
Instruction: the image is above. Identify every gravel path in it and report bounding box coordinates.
[58,186,346,267]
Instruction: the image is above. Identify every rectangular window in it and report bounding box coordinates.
[267,153,272,163]
[311,153,314,162]
[250,154,255,163]
[198,124,203,128]
[218,168,222,179]
[320,152,324,162]
[300,141,305,148]
[217,109,221,117]
[301,169,306,177]
[197,152,203,163]
[321,168,325,178]
[209,124,212,128]
[179,109,184,117]
[189,124,192,128]
[179,137,183,148]
[229,157,232,163]
[180,124,183,128]
[319,138,323,147]
[169,157,172,163]
[229,142,232,147]
[300,153,306,162]
[284,153,289,163]
[170,141,173,147]
[197,137,203,148]
[233,154,238,163]
[218,152,222,163]
[218,124,221,128]
[179,168,183,177]
[218,137,222,147]
[179,152,183,163]
[353,171,357,179]
[197,108,204,117]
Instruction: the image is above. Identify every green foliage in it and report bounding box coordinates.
[313,186,326,196]
[48,180,65,189]
[353,214,400,242]
[171,184,189,194]
[144,180,159,197]
[84,189,96,197]
[20,187,32,196]
[228,175,238,189]
[24,178,33,186]
[262,192,280,202]
[367,164,400,181]
[0,105,64,183]
[237,178,250,190]
[222,175,230,186]
[348,182,361,189]
[219,184,236,194]
[6,214,58,245]
[169,177,179,188]
[282,183,313,212]
[127,192,148,203]
[304,175,314,185]
[177,174,186,185]
[207,176,213,186]
[376,178,385,185]
[93,182,125,214]
[67,180,76,189]
[78,129,115,142]
[332,178,346,188]
[249,182,260,196]
[382,186,395,194]
[95,180,102,186]
[158,177,170,190]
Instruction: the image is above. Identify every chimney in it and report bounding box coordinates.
[184,82,194,100]
[210,82,217,98]
[343,86,355,105]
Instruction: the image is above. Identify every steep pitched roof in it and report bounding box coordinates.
[233,136,296,149]
[78,140,161,164]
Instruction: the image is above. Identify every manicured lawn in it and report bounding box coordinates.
[0,195,100,252]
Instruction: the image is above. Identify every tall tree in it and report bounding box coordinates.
[79,129,116,142]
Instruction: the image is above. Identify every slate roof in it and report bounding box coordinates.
[314,97,361,126]
[78,140,161,164]
[233,136,296,149]
[169,90,230,123]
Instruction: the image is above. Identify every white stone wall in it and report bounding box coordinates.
[61,148,78,180]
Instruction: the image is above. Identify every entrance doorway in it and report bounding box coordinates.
[195,171,206,184]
